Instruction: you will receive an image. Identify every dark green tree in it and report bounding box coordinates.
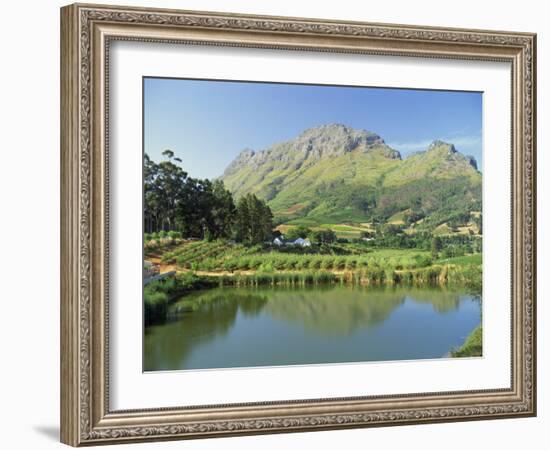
[234,196,251,243]
[473,213,482,235]
[310,229,336,245]
[205,180,236,240]
[234,193,274,245]
[285,225,311,241]
[144,152,188,233]
[431,236,443,258]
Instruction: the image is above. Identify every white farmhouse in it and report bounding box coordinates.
[293,238,312,247]
[272,236,311,247]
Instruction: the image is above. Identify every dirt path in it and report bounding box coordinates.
[144,259,353,278]
[145,255,239,277]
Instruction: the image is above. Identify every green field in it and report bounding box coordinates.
[155,240,434,272]
[436,253,482,266]
[277,222,370,239]
[150,239,482,293]
[277,218,479,241]
[451,326,482,357]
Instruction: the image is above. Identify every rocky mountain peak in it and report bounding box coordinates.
[222,124,401,178]
[297,123,386,151]
[236,148,255,159]
[421,140,478,171]
[428,140,456,154]
[465,155,478,170]
[222,148,256,176]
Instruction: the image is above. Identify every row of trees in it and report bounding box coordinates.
[282,225,337,246]
[358,226,482,254]
[144,151,273,244]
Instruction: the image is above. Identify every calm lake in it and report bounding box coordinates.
[143,285,481,371]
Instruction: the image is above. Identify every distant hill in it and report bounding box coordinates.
[220,124,481,229]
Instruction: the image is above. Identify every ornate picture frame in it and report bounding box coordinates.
[60,3,536,446]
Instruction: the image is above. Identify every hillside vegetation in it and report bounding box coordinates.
[221,124,481,232]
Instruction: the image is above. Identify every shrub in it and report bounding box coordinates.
[144,289,168,325]
[176,255,190,268]
[223,258,239,271]
[357,257,369,268]
[168,230,181,240]
[334,257,347,270]
[310,257,323,269]
[258,262,274,273]
[237,257,251,270]
[345,258,357,270]
[414,254,433,268]
[273,257,287,270]
[248,257,263,270]
[161,251,175,264]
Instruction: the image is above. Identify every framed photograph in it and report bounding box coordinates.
[60,3,536,446]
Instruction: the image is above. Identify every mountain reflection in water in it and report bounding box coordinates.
[144,285,480,371]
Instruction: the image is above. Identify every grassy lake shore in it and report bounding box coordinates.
[451,325,483,357]
[144,263,481,325]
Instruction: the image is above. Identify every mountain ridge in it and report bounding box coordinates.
[222,123,401,178]
[220,124,481,228]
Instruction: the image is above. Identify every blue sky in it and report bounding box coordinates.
[144,77,482,179]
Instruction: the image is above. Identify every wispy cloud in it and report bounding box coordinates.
[386,139,433,153]
[387,134,482,156]
[447,135,482,149]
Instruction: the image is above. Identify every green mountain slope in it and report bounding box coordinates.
[220,124,481,229]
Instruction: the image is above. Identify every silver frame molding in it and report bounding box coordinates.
[60,3,536,446]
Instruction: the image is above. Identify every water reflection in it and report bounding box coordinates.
[144,292,268,370]
[144,285,480,371]
[264,287,405,336]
